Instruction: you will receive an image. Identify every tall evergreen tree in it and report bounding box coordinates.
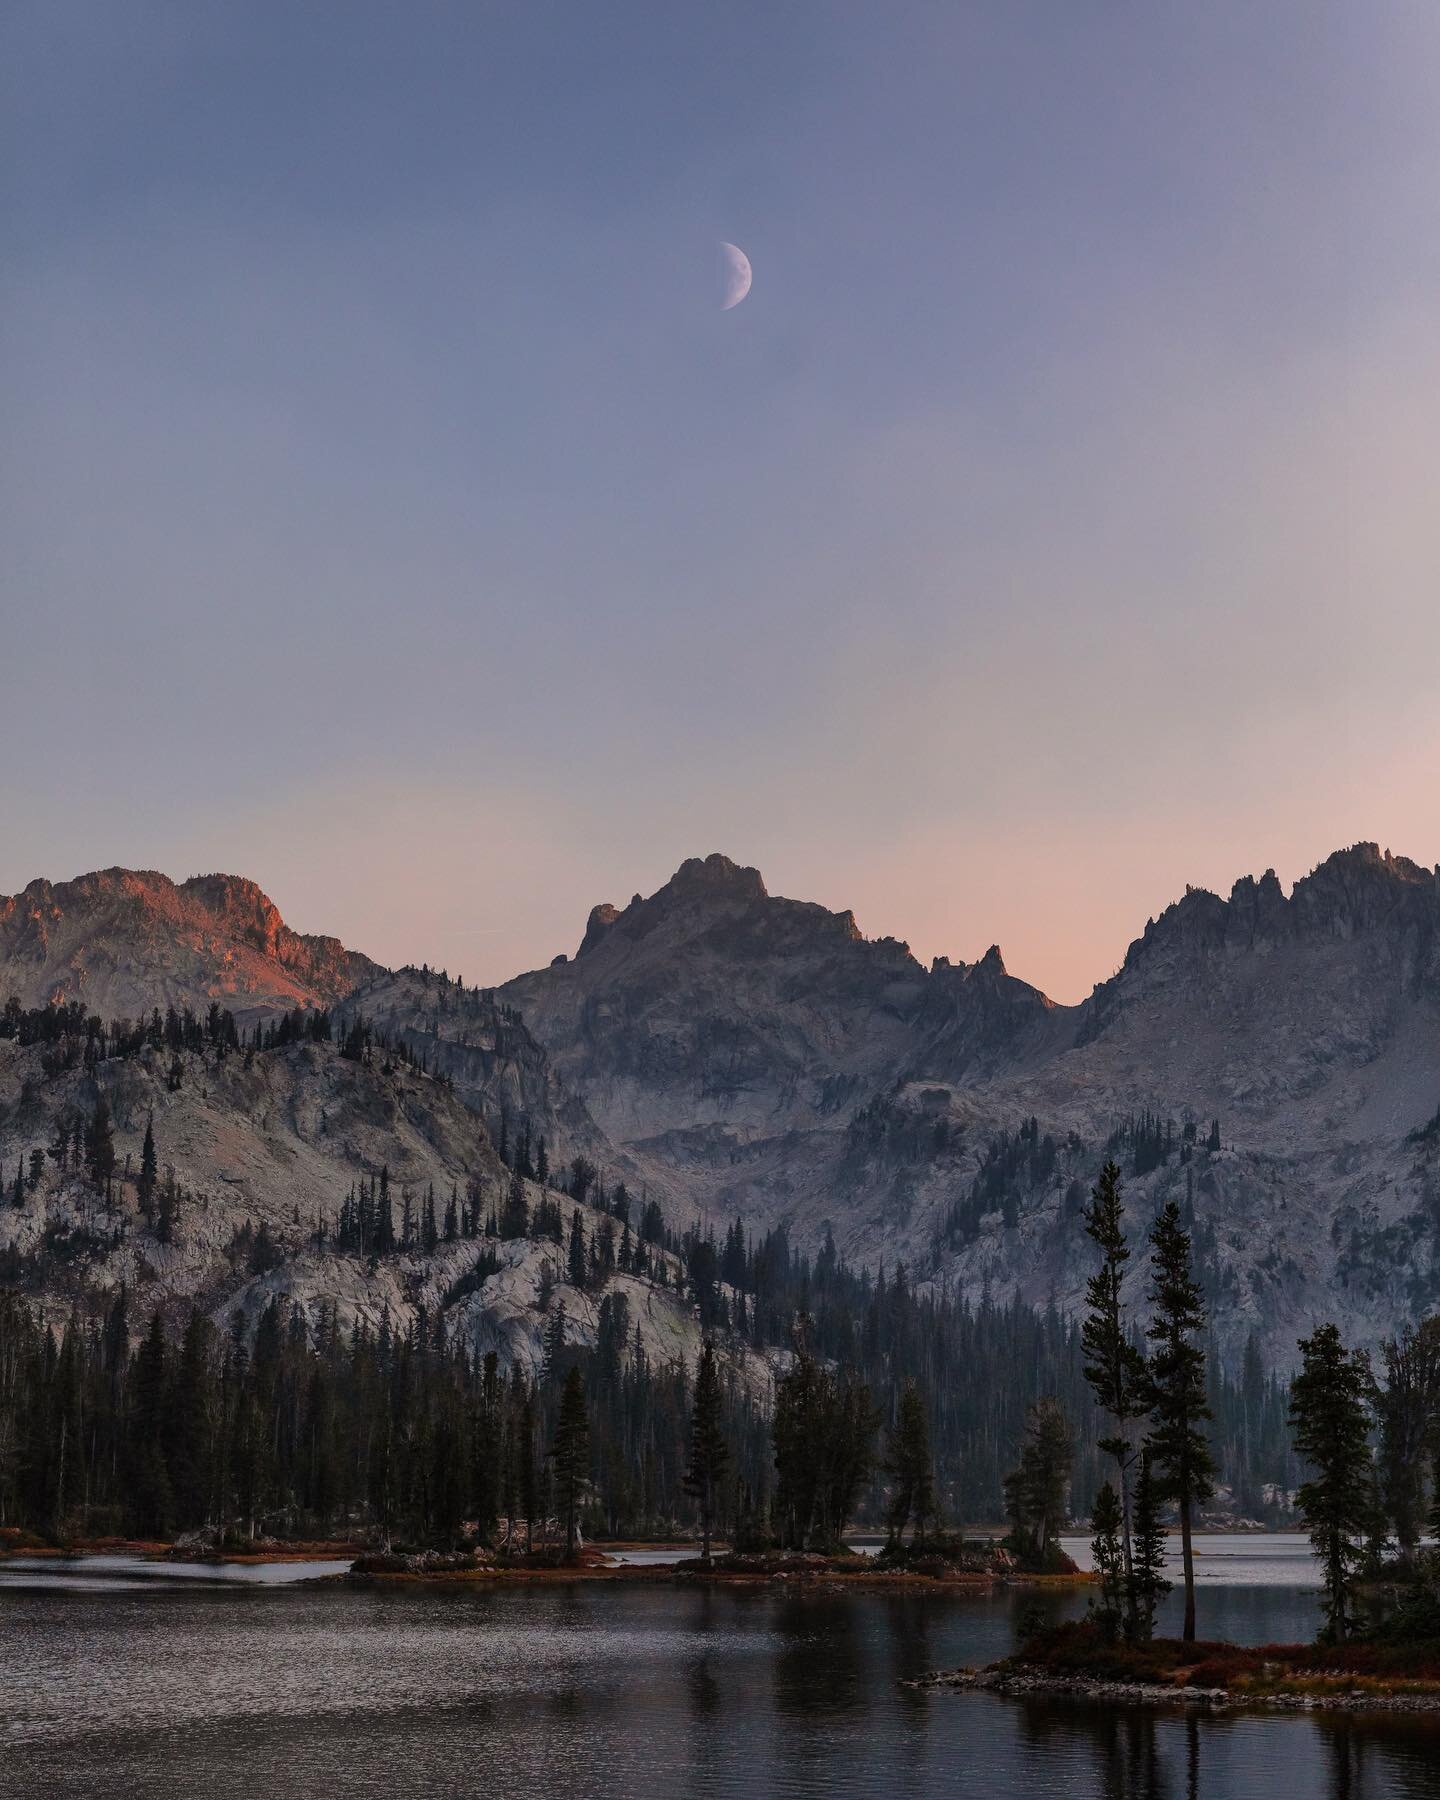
[518,1388,539,1552]
[1089,1480,1126,1638]
[1289,1323,1376,1644]
[85,1095,116,1190]
[1145,1199,1214,1641]
[500,1173,529,1241]
[568,1210,588,1290]
[137,1112,158,1221]
[374,1166,396,1254]
[1130,1446,1171,1641]
[1080,1161,1146,1616]
[550,1365,590,1558]
[683,1341,729,1561]
[884,1380,937,1546]
[1003,1397,1073,1567]
[1375,1319,1440,1566]
[168,1311,215,1528]
[130,1309,172,1536]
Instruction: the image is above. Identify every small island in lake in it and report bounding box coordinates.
[912,1616,1440,1714]
[339,1535,1093,1589]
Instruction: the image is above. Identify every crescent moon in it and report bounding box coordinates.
[720,241,752,310]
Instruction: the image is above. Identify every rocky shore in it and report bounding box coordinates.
[908,1662,1440,1714]
[907,1620,1440,1718]
[337,1546,1097,1590]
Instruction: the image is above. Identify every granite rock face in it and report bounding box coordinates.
[495,845,1440,1365]
[4,843,1439,1368]
[0,868,376,1023]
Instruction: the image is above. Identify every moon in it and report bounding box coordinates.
[719,241,752,310]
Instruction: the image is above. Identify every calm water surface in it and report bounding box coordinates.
[2,1541,1437,1799]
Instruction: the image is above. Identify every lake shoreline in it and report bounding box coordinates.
[908,1615,1440,1718]
[909,1662,1440,1716]
[334,1561,1096,1591]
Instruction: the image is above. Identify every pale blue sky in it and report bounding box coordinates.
[4,2,1439,996]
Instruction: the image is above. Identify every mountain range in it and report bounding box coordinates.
[3,844,1437,1371]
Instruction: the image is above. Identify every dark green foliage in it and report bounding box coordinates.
[1130,1447,1170,1640]
[500,1174,529,1241]
[1080,1161,1147,1616]
[1107,1109,1174,1178]
[85,1097,116,1190]
[682,1340,730,1560]
[883,1380,937,1546]
[1375,1319,1440,1563]
[942,1117,1057,1245]
[568,1209,587,1289]
[129,1309,172,1535]
[1290,1323,1377,1643]
[771,1320,879,1551]
[1089,1481,1125,1639]
[1002,1396,1073,1569]
[1146,1198,1214,1641]
[137,1114,158,1221]
[549,1365,590,1558]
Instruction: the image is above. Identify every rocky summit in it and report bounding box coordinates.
[3,842,1439,1370]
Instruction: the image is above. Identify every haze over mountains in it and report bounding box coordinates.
[2,844,1438,1370]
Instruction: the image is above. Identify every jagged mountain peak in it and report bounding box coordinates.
[0,863,378,1020]
[1113,841,1440,980]
[572,852,867,964]
[666,852,769,902]
[178,872,291,956]
[576,855,766,958]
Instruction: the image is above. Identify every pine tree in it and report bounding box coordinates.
[130,1309,172,1536]
[500,1173,529,1241]
[1080,1161,1146,1618]
[1376,1319,1440,1566]
[1003,1397,1073,1568]
[472,1352,502,1541]
[375,1166,396,1254]
[517,1388,538,1553]
[500,1367,523,1549]
[549,1365,590,1559]
[1130,1446,1171,1640]
[1145,1199,1214,1641]
[541,1302,567,1389]
[682,1341,729,1561]
[169,1311,215,1528]
[568,1210,587,1290]
[85,1096,116,1189]
[137,1113,158,1221]
[1089,1481,1126,1639]
[1290,1323,1376,1644]
[884,1381,937,1547]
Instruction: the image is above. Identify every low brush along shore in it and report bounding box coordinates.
[908,1620,1440,1715]
[339,1543,1096,1589]
[2,1528,1095,1591]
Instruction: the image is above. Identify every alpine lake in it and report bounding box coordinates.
[3,1535,1437,1798]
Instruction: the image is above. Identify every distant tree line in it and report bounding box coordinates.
[1,994,1302,1554]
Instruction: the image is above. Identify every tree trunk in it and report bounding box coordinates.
[1180,1493,1196,1642]
[1118,1439,1136,1618]
[1331,1544,1346,1643]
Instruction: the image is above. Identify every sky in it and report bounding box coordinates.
[4,1,1439,1001]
